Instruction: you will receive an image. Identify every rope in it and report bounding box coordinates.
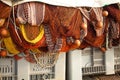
[32,51,60,68]
[118,3,120,9]
[92,8,103,22]
[78,7,91,21]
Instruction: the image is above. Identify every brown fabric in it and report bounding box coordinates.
[104,4,120,47]
[104,5,120,23]
[80,7,105,37]
[85,24,105,47]
[44,5,82,40]
[0,1,11,18]
[80,10,109,49]
[109,19,119,39]
[79,18,108,49]
[90,8,104,36]
[42,5,83,52]
[90,8,103,22]
[109,19,120,47]
[23,24,40,40]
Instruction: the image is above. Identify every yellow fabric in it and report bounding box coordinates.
[3,37,20,54]
[20,24,44,44]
